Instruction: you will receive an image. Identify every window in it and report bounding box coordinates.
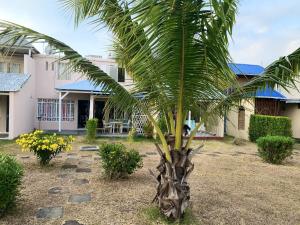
[58,63,71,80]
[238,106,245,130]
[51,62,55,71]
[107,65,118,81]
[0,62,6,72]
[37,98,74,121]
[45,61,49,71]
[8,63,20,73]
[118,67,125,82]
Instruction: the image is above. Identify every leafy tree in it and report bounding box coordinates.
[0,0,299,220]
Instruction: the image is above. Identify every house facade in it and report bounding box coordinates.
[0,43,133,139]
[1,42,299,140]
[225,63,300,140]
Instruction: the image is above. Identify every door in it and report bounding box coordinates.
[78,100,89,128]
[94,101,105,127]
[6,95,9,132]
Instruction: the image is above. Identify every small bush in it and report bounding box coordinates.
[128,128,137,142]
[249,115,292,142]
[256,135,294,164]
[99,143,143,179]
[157,116,168,134]
[0,154,23,216]
[86,118,98,142]
[143,122,154,138]
[16,130,74,166]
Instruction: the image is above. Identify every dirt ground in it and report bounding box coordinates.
[0,136,299,225]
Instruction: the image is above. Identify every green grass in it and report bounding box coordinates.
[140,206,200,225]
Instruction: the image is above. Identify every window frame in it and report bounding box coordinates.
[118,67,125,82]
[37,98,75,121]
[238,106,246,130]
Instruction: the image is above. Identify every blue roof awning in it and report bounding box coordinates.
[229,63,264,76]
[56,80,110,94]
[255,86,286,100]
[0,73,30,92]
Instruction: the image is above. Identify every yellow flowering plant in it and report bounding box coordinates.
[16,130,75,166]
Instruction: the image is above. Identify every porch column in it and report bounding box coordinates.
[58,92,62,132]
[89,95,95,119]
[58,91,69,132]
[188,110,192,128]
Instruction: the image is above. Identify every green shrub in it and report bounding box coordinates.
[128,128,137,142]
[0,154,23,216]
[86,118,98,142]
[143,122,154,138]
[256,135,294,164]
[157,116,168,134]
[16,130,74,166]
[249,115,292,142]
[99,143,143,179]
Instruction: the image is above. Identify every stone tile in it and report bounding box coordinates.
[36,207,63,219]
[81,155,92,158]
[57,174,69,179]
[146,152,157,155]
[62,164,77,169]
[48,187,63,194]
[76,168,91,173]
[140,154,147,158]
[63,220,84,225]
[65,158,78,164]
[79,160,92,166]
[68,193,91,204]
[80,145,99,151]
[73,178,89,185]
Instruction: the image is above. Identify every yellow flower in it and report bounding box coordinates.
[50,144,59,151]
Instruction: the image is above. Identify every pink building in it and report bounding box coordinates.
[0,42,133,139]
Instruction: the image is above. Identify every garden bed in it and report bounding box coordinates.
[0,137,299,225]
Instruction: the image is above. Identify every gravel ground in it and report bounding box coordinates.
[0,137,299,225]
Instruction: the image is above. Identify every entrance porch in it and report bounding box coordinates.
[56,80,132,135]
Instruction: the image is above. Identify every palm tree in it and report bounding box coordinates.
[0,0,299,220]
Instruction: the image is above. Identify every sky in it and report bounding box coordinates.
[0,0,299,67]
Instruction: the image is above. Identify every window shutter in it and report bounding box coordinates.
[238,107,245,130]
[107,65,118,81]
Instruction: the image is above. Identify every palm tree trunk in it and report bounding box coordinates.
[150,135,194,220]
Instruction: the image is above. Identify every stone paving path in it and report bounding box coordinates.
[36,154,95,225]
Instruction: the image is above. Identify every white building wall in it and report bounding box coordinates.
[226,99,255,140]
[9,54,36,138]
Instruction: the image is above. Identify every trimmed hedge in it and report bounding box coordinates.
[257,136,294,164]
[0,154,23,216]
[86,118,98,142]
[249,115,292,142]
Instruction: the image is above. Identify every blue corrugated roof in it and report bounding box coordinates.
[229,63,264,76]
[255,86,286,100]
[56,80,109,93]
[0,73,30,92]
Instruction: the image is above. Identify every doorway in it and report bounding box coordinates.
[78,100,89,128]
[94,101,105,128]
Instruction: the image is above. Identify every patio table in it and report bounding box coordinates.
[110,121,123,134]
